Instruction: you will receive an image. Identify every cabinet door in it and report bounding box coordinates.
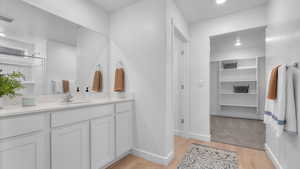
[91,116,115,169]
[51,122,89,169]
[116,111,132,157]
[0,133,46,169]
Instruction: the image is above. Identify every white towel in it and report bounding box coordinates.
[285,67,298,134]
[264,65,298,136]
[69,80,76,93]
[51,80,76,94]
[265,65,287,136]
[264,73,275,125]
[51,80,63,94]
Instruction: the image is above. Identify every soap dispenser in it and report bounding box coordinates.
[84,87,91,98]
[75,86,82,100]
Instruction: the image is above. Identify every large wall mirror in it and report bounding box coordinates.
[0,0,109,97]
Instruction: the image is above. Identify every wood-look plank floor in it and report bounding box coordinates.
[108,136,275,169]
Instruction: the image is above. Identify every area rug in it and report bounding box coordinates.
[177,144,239,169]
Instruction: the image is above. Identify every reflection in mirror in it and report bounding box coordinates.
[0,0,109,99]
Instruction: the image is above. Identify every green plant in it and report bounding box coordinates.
[0,70,24,98]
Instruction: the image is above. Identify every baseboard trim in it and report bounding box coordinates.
[165,150,175,165]
[104,150,131,168]
[174,129,186,137]
[131,148,174,166]
[265,144,283,169]
[188,132,211,142]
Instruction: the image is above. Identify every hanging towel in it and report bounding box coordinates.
[51,80,63,94]
[69,80,76,93]
[265,65,287,136]
[92,71,102,92]
[114,68,125,92]
[267,65,280,100]
[62,80,70,93]
[285,67,298,134]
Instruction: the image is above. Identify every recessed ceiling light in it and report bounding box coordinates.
[0,32,6,37]
[216,0,227,5]
[235,37,242,47]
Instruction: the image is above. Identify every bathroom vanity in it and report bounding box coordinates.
[0,98,134,169]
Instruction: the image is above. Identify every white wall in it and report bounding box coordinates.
[22,0,109,34]
[46,40,77,93]
[166,0,189,38]
[77,27,109,93]
[109,0,169,163]
[265,0,300,169]
[189,5,267,141]
[110,1,189,163]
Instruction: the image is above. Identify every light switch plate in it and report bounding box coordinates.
[196,80,205,88]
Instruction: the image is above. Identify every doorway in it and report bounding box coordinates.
[209,27,266,149]
[172,24,189,139]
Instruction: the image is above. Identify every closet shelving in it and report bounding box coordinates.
[0,53,42,94]
[212,56,264,120]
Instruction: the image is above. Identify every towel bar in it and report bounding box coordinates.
[286,62,298,69]
[293,62,298,68]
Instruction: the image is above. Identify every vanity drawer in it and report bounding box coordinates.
[51,104,114,127]
[116,102,133,114]
[0,114,46,139]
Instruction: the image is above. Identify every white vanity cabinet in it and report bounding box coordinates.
[0,100,134,169]
[49,101,133,169]
[0,133,47,169]
[51,122,90,169]
[91,116,115,169]
[116,102,133,157]
[0,114,49,169]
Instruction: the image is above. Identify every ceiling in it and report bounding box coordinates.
[91,0,268,22]
[210,27,266,52]
[91,0,140,12]
[175,0,269,23]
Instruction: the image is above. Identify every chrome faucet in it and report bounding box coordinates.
[63,92,73,103]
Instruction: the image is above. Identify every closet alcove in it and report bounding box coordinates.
[210,27,266,120]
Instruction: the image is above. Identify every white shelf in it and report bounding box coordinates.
[220,103,257,108]
[211,112,263,120]
[210,56,263,62]
[220,91,257,95]
[221,66,257,71]
[21,81,35,85]
[220,79,257,83]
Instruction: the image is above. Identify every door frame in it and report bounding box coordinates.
[170,19,190,138]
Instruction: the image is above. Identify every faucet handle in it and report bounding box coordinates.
[63,92,73,102]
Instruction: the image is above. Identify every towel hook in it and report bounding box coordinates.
[96,64,101,71]
[117,61,123,68]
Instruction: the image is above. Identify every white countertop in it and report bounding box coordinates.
[0,97,134,118]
